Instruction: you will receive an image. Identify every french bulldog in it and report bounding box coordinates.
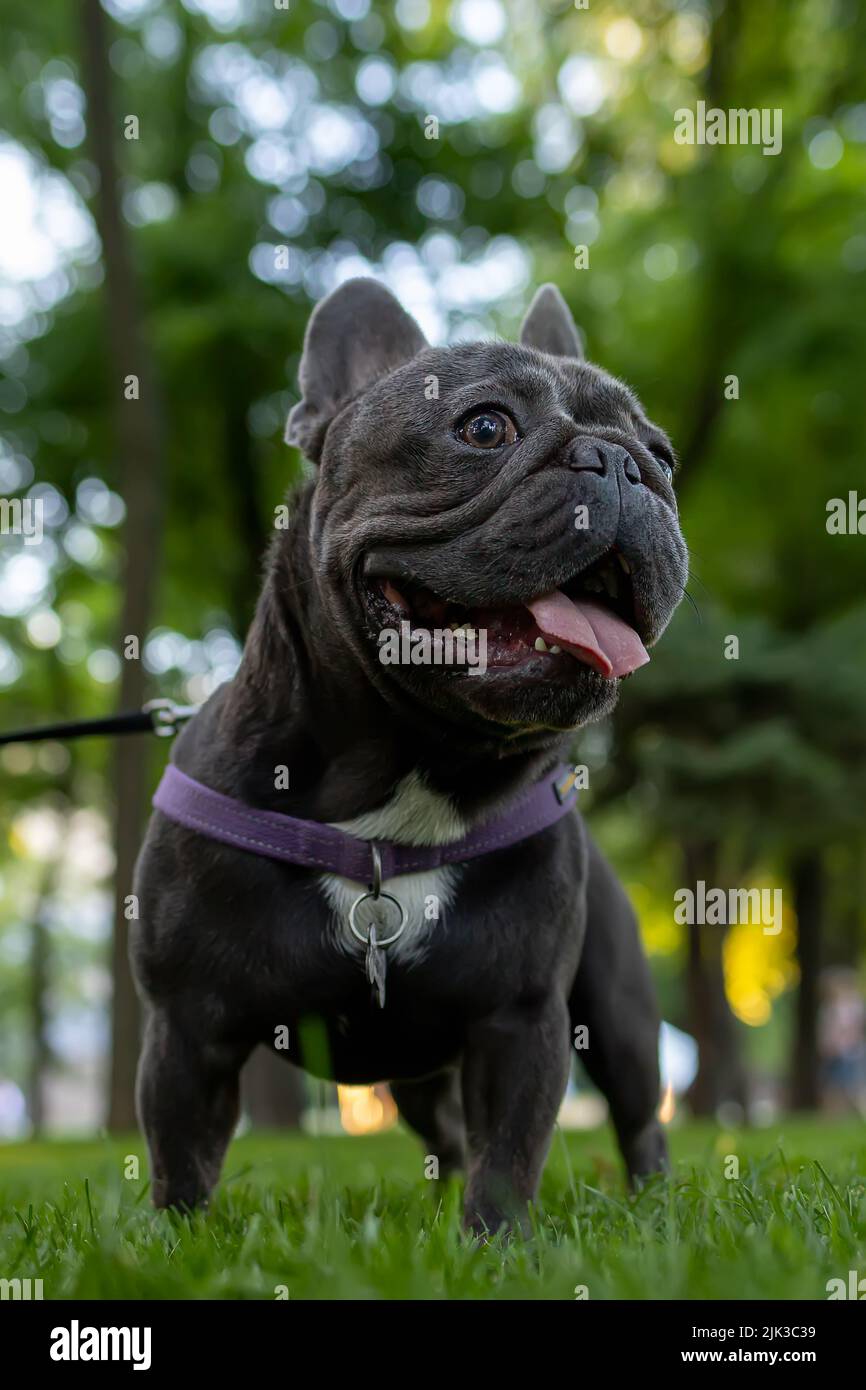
[131,279,688,1234]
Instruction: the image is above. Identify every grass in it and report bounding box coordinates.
[1,1118,865,1300]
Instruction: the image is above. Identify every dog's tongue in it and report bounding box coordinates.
[526,590,649,680]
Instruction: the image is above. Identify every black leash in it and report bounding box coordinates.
[0,698,198,746]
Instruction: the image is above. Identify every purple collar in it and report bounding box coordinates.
[152,763,580,882]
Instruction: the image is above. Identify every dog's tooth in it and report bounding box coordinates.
[617,554,631,575]
[601,567,618,598]
[534,637,549,652]
[452,624,468,635]
[448,621,459,630]
[549,644,561,654]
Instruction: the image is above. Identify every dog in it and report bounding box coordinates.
[131,279,688,1234]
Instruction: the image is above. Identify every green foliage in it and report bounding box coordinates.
[605,601,866,853]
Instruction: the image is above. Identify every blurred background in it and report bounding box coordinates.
[0,0,865,1143]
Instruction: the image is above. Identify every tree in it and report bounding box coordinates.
[596,603,866,1111]
[80,0,167,1129]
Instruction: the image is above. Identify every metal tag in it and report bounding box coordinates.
[365,923,387,1009]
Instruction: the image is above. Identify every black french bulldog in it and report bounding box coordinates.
[132,279,688,1234]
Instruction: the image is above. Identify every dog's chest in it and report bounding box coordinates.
[319,772,466,965]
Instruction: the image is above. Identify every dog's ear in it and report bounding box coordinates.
[286,279,428,461]
[519,284,584,360]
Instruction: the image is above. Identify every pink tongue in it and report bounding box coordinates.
[526,589,649,680]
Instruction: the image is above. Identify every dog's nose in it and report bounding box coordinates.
[568,437,641,484]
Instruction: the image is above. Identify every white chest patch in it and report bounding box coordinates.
[319,771,467,965]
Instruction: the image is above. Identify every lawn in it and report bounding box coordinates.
[1,1118,864,1300]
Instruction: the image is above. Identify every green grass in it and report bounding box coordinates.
[1,1119,865,1300]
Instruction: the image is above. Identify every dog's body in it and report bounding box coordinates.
[132,281,688,1232]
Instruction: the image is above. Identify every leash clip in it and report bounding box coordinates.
[143,698,197,739]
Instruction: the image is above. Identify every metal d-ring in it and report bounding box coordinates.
[348,891,406,947]
[348,843,407,947]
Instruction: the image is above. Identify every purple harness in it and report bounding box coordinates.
[152,762,580,883]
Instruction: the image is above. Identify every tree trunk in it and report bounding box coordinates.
[683,843,748,1118]
[26,873,52,1135]
[836,840,863,968]
[790,850,824,1110]
[674,0,744,497]
[81,0,166,1131]
[242,1048,306,1129]
[222,385,265,630]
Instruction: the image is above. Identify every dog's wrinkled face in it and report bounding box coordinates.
[287,279,688,742]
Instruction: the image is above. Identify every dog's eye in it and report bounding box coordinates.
[651,449,675,482]
[458,409,519,450]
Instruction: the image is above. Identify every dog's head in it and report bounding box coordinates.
[286,279,687,743]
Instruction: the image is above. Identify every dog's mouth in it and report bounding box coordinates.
[367,549,649,680]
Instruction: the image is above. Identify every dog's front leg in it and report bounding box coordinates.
[136,1008,251,1211]
[461,992,571,1237]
